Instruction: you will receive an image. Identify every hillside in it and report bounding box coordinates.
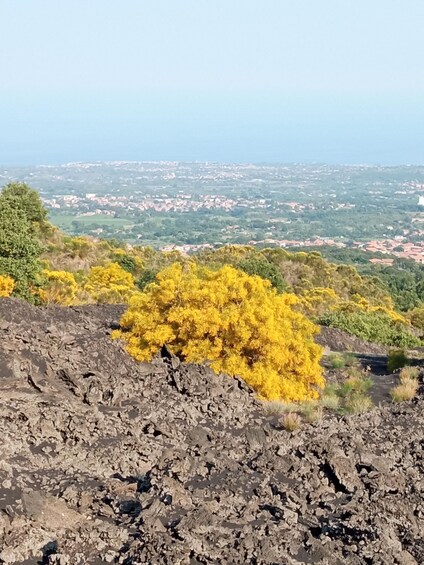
[0,298,423,564]
[0,182,422,355]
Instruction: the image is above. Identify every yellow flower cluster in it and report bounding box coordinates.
[297,287,408,325]
[114,263,324,401]
[41,269,78,305]
[84,262,136,304]
[0,274,14,297]
[336,294,409,324]
[297,287,340,317]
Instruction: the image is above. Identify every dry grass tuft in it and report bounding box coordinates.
[320,392,340,410]
[391,380,419,402]
[300,401,323,423]
[262,400,297,416]
[344,393,373,414]
[280,412,302,432]
[399,366,419,383]
[304,405,323,423]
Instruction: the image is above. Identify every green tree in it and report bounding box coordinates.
[0,182,47,225]
[0,202,42,300]
[237,256,287,293]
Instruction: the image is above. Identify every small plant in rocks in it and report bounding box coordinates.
[344,392,374,414]
[328,353,346,369]
[320,385,340,410]
[342,352,357,367]
[262,400,297,416]
[399,366,419,383]
[320,393,340,410]
[280,412,302,432]
[391,379,419,403]
[300,400,323,423]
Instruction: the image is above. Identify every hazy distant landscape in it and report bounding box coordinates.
[1,161,423,261]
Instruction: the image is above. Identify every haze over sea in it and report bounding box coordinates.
[1,0,424,165]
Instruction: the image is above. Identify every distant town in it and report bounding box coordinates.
[1,162,423,263]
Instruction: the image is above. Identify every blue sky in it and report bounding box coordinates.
[1,0,423,165]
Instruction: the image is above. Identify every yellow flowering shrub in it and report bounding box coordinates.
[297,287,409,325]
[84,262,135,304]
[297,287,340,317]
[0,274,14,297]
[409,305,424,331]
[114,263,324,401]
[336,294,409,324]
[63,236,93,259]
[41,269,78,305]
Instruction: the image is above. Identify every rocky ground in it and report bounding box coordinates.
[0,298,423,564]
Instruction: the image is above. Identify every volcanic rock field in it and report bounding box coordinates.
[0,298,423,564]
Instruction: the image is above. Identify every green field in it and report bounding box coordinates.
[49,213,134,230]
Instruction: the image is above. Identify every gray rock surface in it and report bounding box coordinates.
[0,298,422,564]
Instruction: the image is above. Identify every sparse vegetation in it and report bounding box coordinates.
[343,368,373,395]
[319,368,374,415]
[390,380,419,402]
[399,366,420,383]
[390,364,420,403]
[328,351,358,370]
[300,401,323,423]
[343,352,357,367]
[344,393,374,414]
[262,400,297,415]
[320,389,341,410]
[328,353,346,369]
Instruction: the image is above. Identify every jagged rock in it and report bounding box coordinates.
[0,298,422,564]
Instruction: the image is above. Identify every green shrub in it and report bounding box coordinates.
[342,352,357,367]
[328,352,346,369]
[136,268,158,290]
[236,256,287,294]
[387,349,408,373]
[114,253,138,274]
[0,182,47,225]
[319,310,420,348]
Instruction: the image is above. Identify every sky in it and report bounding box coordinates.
[1,0,423,165]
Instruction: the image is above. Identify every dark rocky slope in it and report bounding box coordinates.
[0,298,422,564]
